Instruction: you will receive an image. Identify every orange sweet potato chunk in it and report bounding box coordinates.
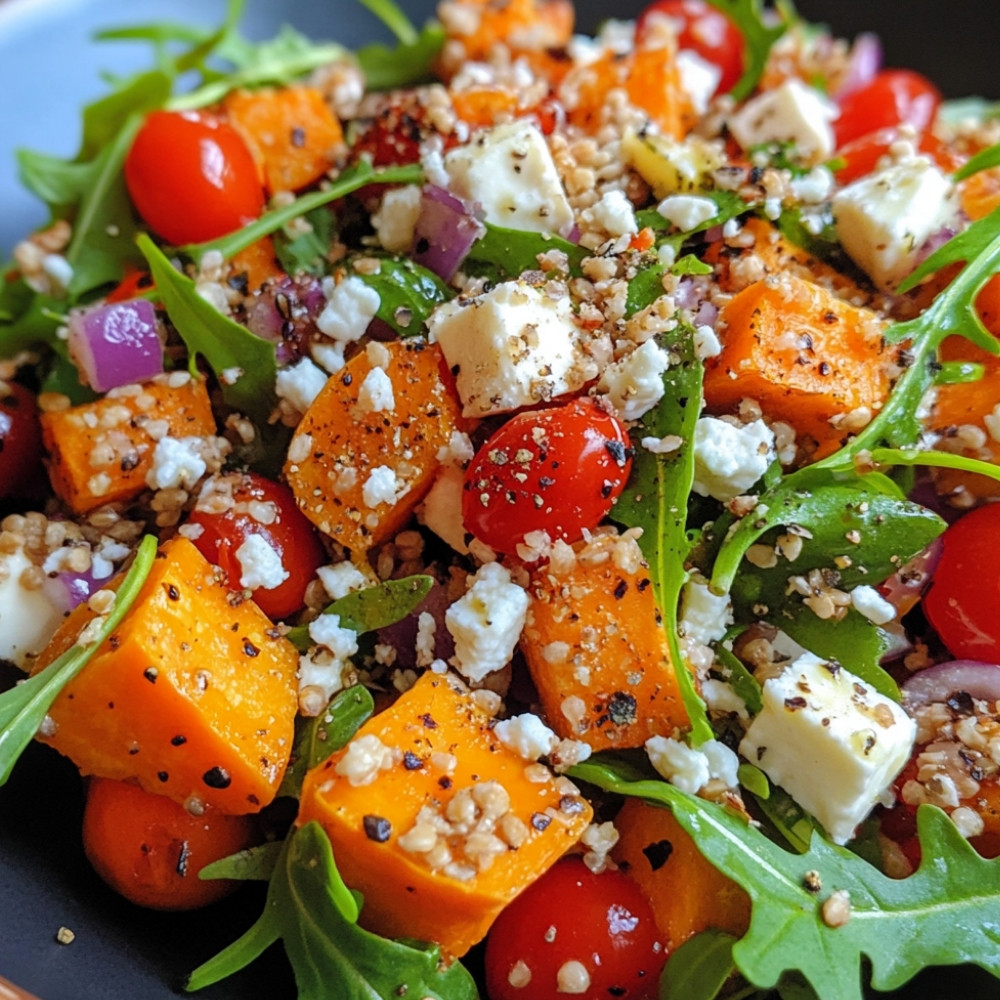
[296,670,593,958]
[284,339,469,553]
[520,532,690,750]
[613,798,751,951]
[33,536,298,815]
[223,85,344,195]
[704,274,894,457]
[40,373,216,513]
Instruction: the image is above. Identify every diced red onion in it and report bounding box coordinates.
[244,276,326,364]
[43,569,97,613]
[377,581,456,671]
[67,298,163,392]
[694,299,719,328]
[412,184,485,282]
[878,538,942,617]
[673,276,700,310]
[902,660,1000,708]
[915,226,958,266]
[834,32,883,98]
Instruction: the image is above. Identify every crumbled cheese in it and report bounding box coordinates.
[418,466,471,554]
[676,48,721,114]
[372,184,422,253]
[275,356,328,415]
[727,78,838,161]
[493,713,559,760]
[589,189,638,237]
[597,338,671,420]
[646,735,737,794]
[235,534,289,592]
[427,280,592,418]
[850,584,897,625]
[146,436,207,491]
[444,120,574,235]
[309,612,360,660]
[0,547,64,668]
[693,324,722,360]
[362,465,403,508]
[316,275,381,342]
[692,417,775,502]
[317,561,370,601]
[679,574,733,645]
[656,193,718,231]
[738,652,916,844]
[356,366,395,415]
[446,561,529,683]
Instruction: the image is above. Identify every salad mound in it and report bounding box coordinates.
[2,1,1000,998]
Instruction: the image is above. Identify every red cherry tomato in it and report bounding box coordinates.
[635,0,744,96]
[833,69,941,150]
[833,126,960,184]
[923,504,1000,662]
[124,110,265,245]
[187,471,326,620]
[0,380,45,499]
[484,856,666,1000]
[462,397,633,554]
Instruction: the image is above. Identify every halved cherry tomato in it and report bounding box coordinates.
[124,110,265,245]
[832,126,961,184]
[833,69,941,150]
[461,397,633,554]
[635,0,744,96]
[186,471,326,621]
[0,380,45,500]
[82,776,257,911]
[484,855,665,1000]
[923,504,1000,662]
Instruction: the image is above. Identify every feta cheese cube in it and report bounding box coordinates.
[597,338,671,420]
[656,193,719,232]
[679,573,733,645]
[0,547,64,668]
[372,184,422,253]
[317,275,380,343]
[418,466,471,554]
[728,78,837,162]
[738,652,916,844]
[276,356,328,415]
[427,280,593,418]
[444,121,574,235]
[832,156,959,291]
[692,417,774,502]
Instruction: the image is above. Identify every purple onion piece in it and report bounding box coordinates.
[67,298,164,393]
[834,32,883,98]
[244,275,327,363]
[43,569,97,613]
[377,580,457,672]
[902,660,1000,708]
[412,184,485,282]
[879,537,943,615]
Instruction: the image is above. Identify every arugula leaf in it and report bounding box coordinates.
[272,205,337,276]
[660,929,739,1000]
[953,141,1000,182]
[613,327,713,745]
[704,0,791,101]
[348,255,454,337]
[285,574,434,651]
[0,535,157,786]
[463,223,588,280]
[186,821,479,1000]
[199,840,285,883]
[357,22,446,91]
[574,755,1000,1000]
[357,0,419,44]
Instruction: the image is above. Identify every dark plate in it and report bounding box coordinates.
[1,1,998,997]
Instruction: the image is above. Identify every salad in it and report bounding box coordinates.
[3,0,1000,998]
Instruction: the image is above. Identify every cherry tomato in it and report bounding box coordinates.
[124,110,265,245]
[923,504,1000,662]
[462,397,633,554]
[0,380,45,500]
[187,471,326,620]
[833,127,960,185]
[833,69,941,150]
[484,856,665,1000]
[82,776,257,911]
[635,0,744,96]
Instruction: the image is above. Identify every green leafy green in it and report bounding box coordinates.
[357,21,446,91]
[199,840,285,883]
[0,535,158,786]
[574,755,1000,1000]
[357,0,418,45]
[285,574,434,652]
[273,205,337,276]
[613,326,713,745]
[186,821,479,1000]
[704,0,791,101]
[348,255,454,337]
[463,223,588,280]
[660,930,739,1000]
[953,141,1000,182]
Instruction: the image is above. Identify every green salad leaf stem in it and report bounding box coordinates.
[705,0,791,101]
[0,534,158,786]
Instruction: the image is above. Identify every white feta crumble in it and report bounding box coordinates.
[692,417,775,502]
[275,356,328,415]
[356,366,395,415]
[646,736,738,794]
[362,466,403,509]
[309,612,360,660]
[656,193,718,232]
[418,466,471,554]
[146,436,207,491]
[676,49,722,115]
[444,120,574,235]
[317,561,370,601]
[693,324,722,360]
[679,574,733,645]
[701,677,748,720]
[372,184,422,252]
[446,561,529,683]
[235,534,289,592]
[493,713,559,761]
[316,275,381,342]
[727,78,838,161]
[589,189,639,237]
[850,584,896,625]
[739,652,916,844]
[311,339,347,374]
[0,547,64,668]
[597,338,671,420]
[832,155,959,291]
[427,280,591,418]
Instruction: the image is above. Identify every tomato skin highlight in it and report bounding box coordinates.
[0,380,45,500]
[82,777,257,911]
[187,471,326,621]
[833,69,941,150]
[461,397,633,555]
[923,504,1000,662]
[484,856,665,1000]
[124,110,265,245]
[635,0,744,95]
